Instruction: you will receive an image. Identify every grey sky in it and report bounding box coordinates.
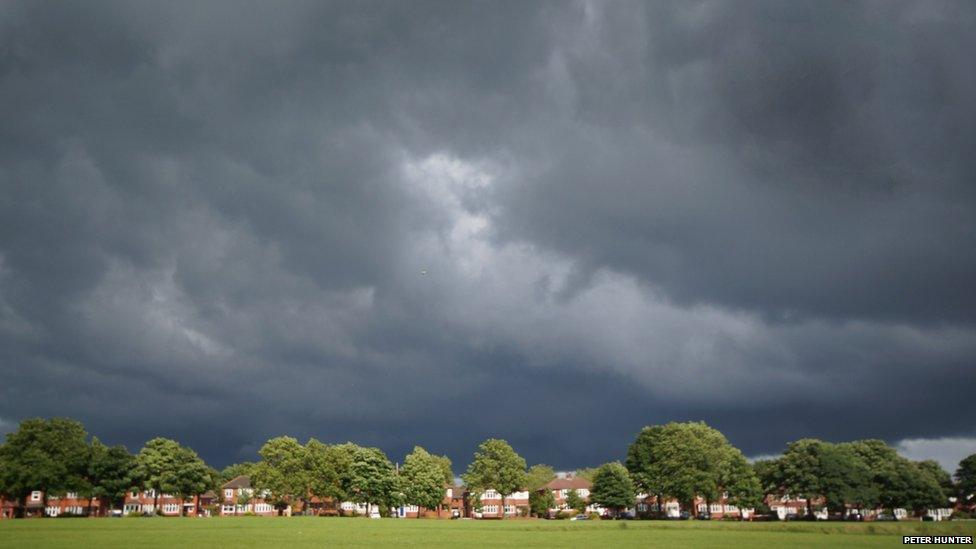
[1,0,974,471]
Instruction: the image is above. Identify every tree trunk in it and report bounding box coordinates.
[88,496,94,517]
[153,490,159,516]
[500,495,505,520]
[42,492,49,518]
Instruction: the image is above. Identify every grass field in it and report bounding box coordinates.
[0,517,973,548]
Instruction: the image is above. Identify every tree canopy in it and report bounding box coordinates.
[401,446,451,516]
[463,439,527,519]
[590,462,633,517]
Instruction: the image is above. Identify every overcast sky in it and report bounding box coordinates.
[1,1,974,473]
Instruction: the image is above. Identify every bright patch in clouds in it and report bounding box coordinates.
[895,437,976,473]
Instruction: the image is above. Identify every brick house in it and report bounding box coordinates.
[44,491,107,517]
[473,488,530,518]
[395,484,467,518]
[218,475,281,516]
[543,476,603,515]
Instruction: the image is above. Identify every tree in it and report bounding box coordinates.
[251,437,309,515]
[574,467,598,482]
[401,446,451,518]
[625,422,740,516]
[526,464,556,491]
[219,462,256,484]
[529,488,556,518]
[88,439,137,515]
[752,459,783,497]
[462,439,527,520]
[348,446,397,516]
[170,446,212,516]
[955,454,976,506]
[565,488,586,514]
[916,460,953,500]
[722,455,764,519]
[134,438,179,514]
[0,417,90,516]
[590,462,634,518]
[307,440,355,514]
[779,439,878,516]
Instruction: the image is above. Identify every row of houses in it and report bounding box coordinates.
[1,473,963,520]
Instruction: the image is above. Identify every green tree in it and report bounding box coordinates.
[348,446,397,516]
[722,455,764,519]
[955,454,976,506]
[753,458,783,496]
[590,462,634,518]
[0,417,89,516]
[133,438,185,514]
[529,488,556,517]
[170,446,212,516]
[401,446,451,518]
[251,436,309,514]
[565,488,586,514]
[462,439,527,520]
[916,460,953,500]
[525,464,556,491]
[305,439,348,515]
[625,422,741,516]
[218,462,256,484]
[574,467,599,482]
[87,439,137,515]
[780,439,877,516]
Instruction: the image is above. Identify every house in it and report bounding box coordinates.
[542,476,603,515]
[124,489,192,516]
[395,484,467,518]
[633,493,755,520]
[219,475,281,516]
[44,491,107,517]
[473,488,530,518]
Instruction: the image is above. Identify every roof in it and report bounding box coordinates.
[545,477,592,490]
[222,475,252,489]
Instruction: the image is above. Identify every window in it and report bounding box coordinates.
[710,504,722,514]
[483,490,498,499]
[578,489,589,497]
[482,505,498,514]
[725,505,738,512]
[131,491,139,498]
[224,489,234,499]
[255,504,273,513]
[697,503,707,512]
[222,505,235,514]
[31,491,42,501]
[163,503,180,514]
[46,507,59,517]
[446,489,453,498]
[65,492,78,499]
[504,505,515,515]
[637,504,647,512]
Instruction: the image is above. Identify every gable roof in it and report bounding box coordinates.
[222,475,252,489]
[545,477,592,490]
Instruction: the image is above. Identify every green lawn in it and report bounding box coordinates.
[0,517,973,548]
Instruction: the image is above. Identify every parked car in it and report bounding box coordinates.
[845,513,863,522]
[875,514,897,521]
[570,514,589,521]
[369,511,381,519]
[697,511,711,521]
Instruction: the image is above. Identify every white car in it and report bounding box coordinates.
[369,511,381,519]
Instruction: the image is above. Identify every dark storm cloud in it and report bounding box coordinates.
[1,0,974,469]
